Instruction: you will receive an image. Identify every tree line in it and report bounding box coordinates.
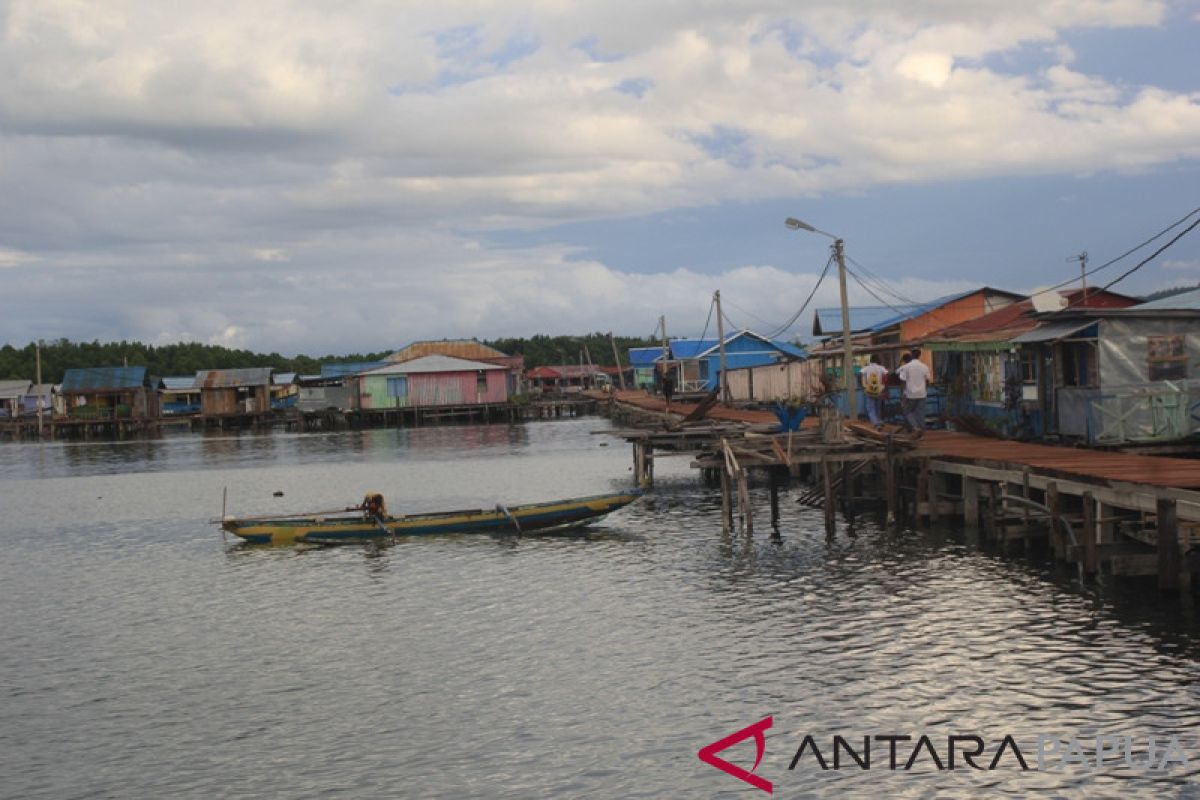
[0,339,393,384]
[0,334,659,383]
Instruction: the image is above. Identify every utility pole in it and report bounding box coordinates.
[35,339,44,438]
[1069,251,1088,303]
[834,238,857,420]
[715,290,730,404]
[658,315,670,395]
[785,217,856,420]
[608,332,626,390]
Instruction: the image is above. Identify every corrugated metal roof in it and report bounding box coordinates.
[61,367,147,392]
[814,306,915,336]
[695,332,807,360]
[627,347,665,367]
[273,372,297,385]
[670,332,806,361]
[387,340,509,363]
[162,376,197,390]
[195,368,273,388]
[668,339,719,359]
[320,361,388,378]
[527,365,604,379]
[1130,287,1200,310]
[0,380,31,399]
[1010,320,1097,344]
[360,354,507,376]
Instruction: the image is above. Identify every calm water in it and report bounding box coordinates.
[2,418,1200,799]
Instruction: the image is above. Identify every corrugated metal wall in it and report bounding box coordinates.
[726,361,822,402]
[360,370,508,408]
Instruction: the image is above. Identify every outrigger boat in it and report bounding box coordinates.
[218,489,642,545]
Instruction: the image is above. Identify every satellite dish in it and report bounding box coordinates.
[1031,287,1067,313]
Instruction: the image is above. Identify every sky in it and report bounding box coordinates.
[1,1,1199,355]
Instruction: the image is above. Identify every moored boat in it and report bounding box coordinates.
[219,490,642,545]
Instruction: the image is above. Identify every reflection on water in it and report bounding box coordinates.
[2,418,1200,799]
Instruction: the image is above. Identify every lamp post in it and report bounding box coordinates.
[785,217,857,420]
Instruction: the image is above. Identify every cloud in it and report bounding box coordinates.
[0,1,1195,352]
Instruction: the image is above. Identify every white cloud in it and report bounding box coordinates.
[0,1,1194,351]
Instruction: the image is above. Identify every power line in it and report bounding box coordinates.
[764,252,835,339]
[696,296,715,343]
[1051,205,1200,302]
[722,296,784,333]
[1096,215,1200,294]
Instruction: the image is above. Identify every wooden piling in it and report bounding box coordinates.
[916,459,930,525]
[822,458,835,536]
[1046,482,1061,559]
[1157,497,1181,591]
[1082,491,1098,575]
[769,467,783,538]
[962,476,980,532]
[885,436,898,525]
[927,465,940,526]
[720,468,733,534]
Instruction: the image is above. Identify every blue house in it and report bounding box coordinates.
[627,347,667,390]
[666,331,806,392]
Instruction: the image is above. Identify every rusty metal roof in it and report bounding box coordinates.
[386,340,509,363]
[61,367,147,392]
[195,368,274,388]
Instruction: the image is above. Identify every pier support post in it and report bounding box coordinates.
[916,458,930,525]
[1082,491,1098,575]
[841,462,853,519]
[1157,498,1182,591]
[769,466,784,540]
[962,476,980,534]
[720,468,733,534]
[885,437,898,525]
[927,465,941,526]
[822,458,835,537]
[633,441,643,487]
[985,482,1000,540]
[1098,502,1119,546]
[1046,482,1061,559]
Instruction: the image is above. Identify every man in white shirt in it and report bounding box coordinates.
[895,351,932,437]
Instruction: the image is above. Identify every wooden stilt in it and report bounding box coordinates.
[769,467,782,539]
[1157,497,1181,591]
[885,437,898,525]
[720,468,732,534]
[1046,482,1061,559]
[822,458,835,537]
[1082,491,1098,575]
[927,465,941,526]
[962,476,980,532]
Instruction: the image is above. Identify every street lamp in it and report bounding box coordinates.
[785,217,857,420]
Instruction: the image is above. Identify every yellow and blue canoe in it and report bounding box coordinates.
[220,490,642,545]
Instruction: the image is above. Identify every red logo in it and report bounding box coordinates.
[698,716,773,793]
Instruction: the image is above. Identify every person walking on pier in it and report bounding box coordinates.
[896,352,931,437]
[860,354,888,429]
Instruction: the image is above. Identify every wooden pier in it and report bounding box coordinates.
[0,397,599,441]
[601,390,1200,592]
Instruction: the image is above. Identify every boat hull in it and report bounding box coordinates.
[222,491,642,545]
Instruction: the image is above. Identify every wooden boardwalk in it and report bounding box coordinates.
[603,390,1200,492]
[602,390,1200,589]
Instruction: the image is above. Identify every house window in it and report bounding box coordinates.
[1061,341,1097,388]
[1020,349,1037,383]
[1148,335,1187,381]
[386,376,408,398]
[477,371,488,393]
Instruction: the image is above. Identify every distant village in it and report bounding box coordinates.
[2,283,1199,450]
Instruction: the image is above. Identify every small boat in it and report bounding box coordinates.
[219,489,642,545]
